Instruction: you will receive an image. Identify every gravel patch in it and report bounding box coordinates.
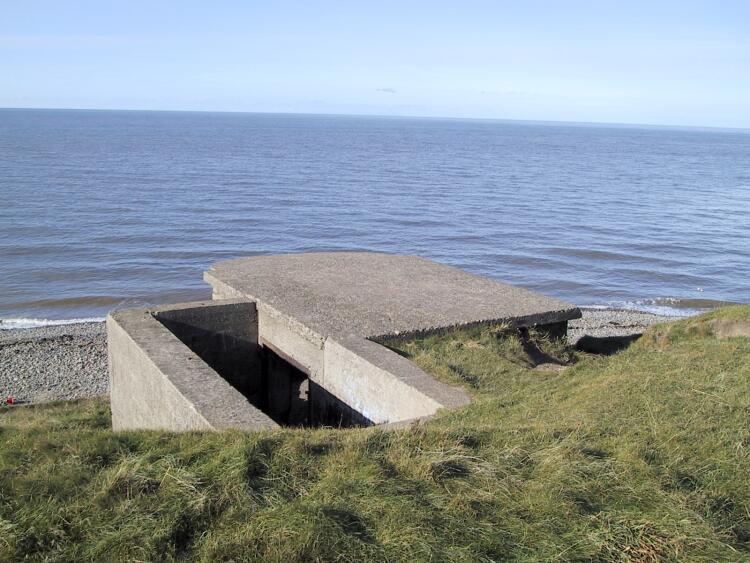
[568,308,686,345]
[0,309,694,405]
[0,321,107,404]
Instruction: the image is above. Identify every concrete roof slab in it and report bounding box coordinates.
[205,252,580,339]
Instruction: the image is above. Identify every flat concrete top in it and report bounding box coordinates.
[205,252,580,339]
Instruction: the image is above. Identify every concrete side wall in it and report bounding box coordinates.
[154,300,262,403]
[108,308,278,432]
[108,315,212,431]
[322,336,469,424]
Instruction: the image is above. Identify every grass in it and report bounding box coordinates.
[1,307,750,561]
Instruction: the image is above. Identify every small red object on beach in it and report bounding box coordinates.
[5,396,14,405]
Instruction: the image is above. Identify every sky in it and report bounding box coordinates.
[2,1,749,128]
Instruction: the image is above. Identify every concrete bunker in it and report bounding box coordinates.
[108,301,381,431]
[108,252,581,432]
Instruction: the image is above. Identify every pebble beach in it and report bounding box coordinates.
[0,308,683,405]
[0,322,107,404]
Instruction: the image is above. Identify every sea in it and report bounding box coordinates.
[1,109,748,329]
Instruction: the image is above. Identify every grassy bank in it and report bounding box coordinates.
[1,308,749,561]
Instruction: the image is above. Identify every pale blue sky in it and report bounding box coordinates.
[2,1,749,127]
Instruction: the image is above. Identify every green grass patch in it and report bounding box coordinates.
[2,308,750,561]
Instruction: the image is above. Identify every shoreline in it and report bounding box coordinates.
[0,308,687,405]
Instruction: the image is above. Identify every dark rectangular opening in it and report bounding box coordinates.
[260,348,372,428]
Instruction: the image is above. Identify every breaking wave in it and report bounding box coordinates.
[587,297,734,317]
[0,317,106,330]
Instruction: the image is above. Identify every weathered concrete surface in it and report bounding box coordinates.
[323,335,446,425]
[205,252,580,338]
[203,252,580,425]
[108,301,278,432]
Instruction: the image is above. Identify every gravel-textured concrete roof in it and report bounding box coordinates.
[205,252,581,338]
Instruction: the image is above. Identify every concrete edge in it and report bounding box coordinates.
[146,297,255,316]
[368,307,582,342]
[256,302,327,350]
[108,308,279,431]
[203,271,247,300]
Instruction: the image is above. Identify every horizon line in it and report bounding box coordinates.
[3,105,749,134]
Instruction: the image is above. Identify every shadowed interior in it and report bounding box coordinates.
[154,305,370,428]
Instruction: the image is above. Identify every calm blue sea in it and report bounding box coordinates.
[1,109,749,327]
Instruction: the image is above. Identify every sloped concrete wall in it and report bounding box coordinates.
[108,314,213,431]
[322,336,469,424]
[108,302,278,432]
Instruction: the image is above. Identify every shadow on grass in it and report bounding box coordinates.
[322,507,377,544]
[575,334,641,355]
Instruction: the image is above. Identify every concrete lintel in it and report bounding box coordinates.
[148,297,253,317]
[256,303,326,378]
